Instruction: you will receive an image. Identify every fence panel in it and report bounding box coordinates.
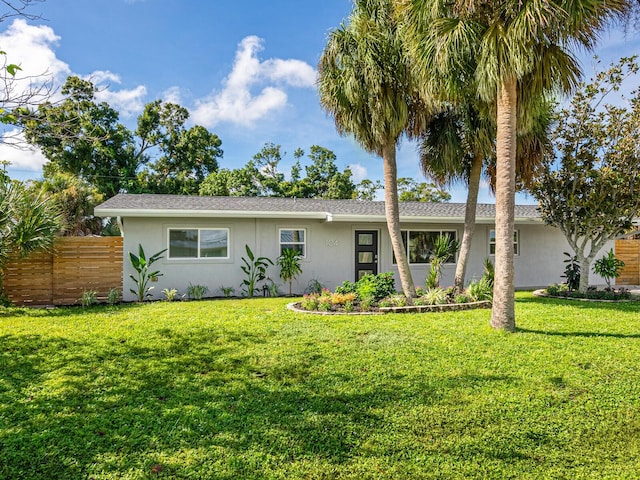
[616,239,640,286]
[2,236,123,306]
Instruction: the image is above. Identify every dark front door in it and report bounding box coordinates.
[355,230,378,280]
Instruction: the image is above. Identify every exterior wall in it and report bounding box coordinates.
[120,216,612,301]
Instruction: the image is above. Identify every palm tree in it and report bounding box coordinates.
[318,0,432,298]
[0,181,62,297]
[419,95,551,293]
[399,0,628,330]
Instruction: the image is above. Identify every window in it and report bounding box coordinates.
[168,228,229,259]
[393,230,457,264]
[489,229,519,255]
[279,228,306,256]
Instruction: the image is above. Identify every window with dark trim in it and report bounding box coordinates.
[168,228,229,259]
[392,230,457,264]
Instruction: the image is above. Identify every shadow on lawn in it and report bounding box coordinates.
[0,326,518,479]
[516,327,640,339]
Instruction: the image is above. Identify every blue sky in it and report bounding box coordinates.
[1,0,638,204]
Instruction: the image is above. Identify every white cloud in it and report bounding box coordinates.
[0,129,48,171]
[162,86,183,105]
[94,83,147,117]
[348,163,368,182]
[191,35,316,128]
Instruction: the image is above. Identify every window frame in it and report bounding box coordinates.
[167,227,230,260]
[392,229,458,265]
[488,229,519,256]
[278,228,307,258]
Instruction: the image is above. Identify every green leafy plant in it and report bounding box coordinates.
[219,285,235,297]
[187,283,209,300]
[562,252,580,292]
[466,277,493,302]
[593,249,625,289]
[162,288,178,301]
[304,278,325,295]
[128,244,166,302]
[422,287,447,305]
[277,248,303,295]
[301,293,320,310]
[80,289,98,307]
[482,257,495,287]
[354,272,396,301]
[240,244,273,298]
[426,234,460,288]
[107,288,120,305]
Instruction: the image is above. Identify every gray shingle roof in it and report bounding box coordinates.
[95,193,541,221]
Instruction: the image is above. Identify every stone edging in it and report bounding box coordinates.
[287,300,492,315]
[532,289,639,303]
[286,302,384,315]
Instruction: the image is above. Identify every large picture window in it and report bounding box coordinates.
[279,228,306,257]
[489,229,519,255]
[393,230,457,264]
[168,228,229,259]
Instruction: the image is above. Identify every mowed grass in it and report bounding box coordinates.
[0,293,639,479]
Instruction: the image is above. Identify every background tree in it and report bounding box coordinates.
[30,167,104,236]
[0,177,61,300]
[397,177,451,202]
[399,0,628,330]
[319,0,431,298]
[531,57,640,293]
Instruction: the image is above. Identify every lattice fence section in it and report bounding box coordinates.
[2,236,123,306]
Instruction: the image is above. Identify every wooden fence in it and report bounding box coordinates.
[2,236,123,306]
[615,239,640,286]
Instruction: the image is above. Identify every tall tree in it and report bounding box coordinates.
[397,177,451,202]
[531,57,640,293]
[319,0,430,298]
[23,76,137,197]
[399,0,628,330]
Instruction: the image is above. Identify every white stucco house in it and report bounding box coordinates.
[95,194,611,301]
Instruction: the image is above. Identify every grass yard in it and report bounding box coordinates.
[1,293,639,479]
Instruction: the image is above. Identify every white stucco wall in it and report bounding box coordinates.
[120,215,612,301]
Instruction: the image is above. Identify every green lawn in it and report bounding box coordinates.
[1,293,639,479]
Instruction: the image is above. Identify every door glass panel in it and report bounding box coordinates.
[359,252,373,263]
[358,233,373,246]
[358,270,374,279]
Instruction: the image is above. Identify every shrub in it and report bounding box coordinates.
[466,277,493,302]
[343,300,354,312]
[128,244,166,302]
[240,244,273,298]
[422,287,447,305]
[335,280,357,295]
[107,288,120,305]
[300,293,319,310]
[454,293,470,304]
[187,284,209,300]
[277,248,303,295]
[546,283,568,296]
[219,286,235,297]
[593,249,625,289]
[304,278,325,295]
[562,252,580,292]
[81,289,98,307]
[162,288,178,301]
[354,272,395,301]
[330,292,357,305]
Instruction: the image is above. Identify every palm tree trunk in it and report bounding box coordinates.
[383,142,416,298]
[454,154,482,292]
[490,78,517,332]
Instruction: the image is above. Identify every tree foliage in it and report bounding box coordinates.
[531,57,640,293]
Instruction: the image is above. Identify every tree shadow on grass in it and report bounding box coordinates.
[0,327,522,479]
[516,327,640,339]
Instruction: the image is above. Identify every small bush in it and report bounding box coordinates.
[162,288,178,301]
[422,287,447,305]
[343,300,355,312]
[330,292,357,305]
[300,293,319,310]
[305,278,325,295]
[187,283,209,300]
[454,293,470,304]
[81,289,98,307]
[355,272,395,301]
[219,286,235,297]
[466,277,493,302]
[335,280,357,295]
[107,288,120,305]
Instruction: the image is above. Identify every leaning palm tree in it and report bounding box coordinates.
[399,0,628,330]
[318,0,432,298]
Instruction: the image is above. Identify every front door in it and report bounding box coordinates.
[355,230,378,280]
